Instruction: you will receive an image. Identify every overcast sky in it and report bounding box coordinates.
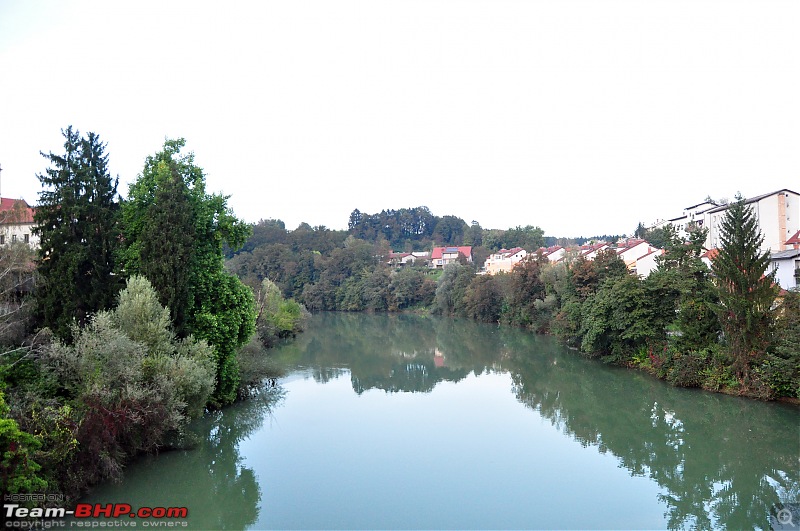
[0,1,797,237]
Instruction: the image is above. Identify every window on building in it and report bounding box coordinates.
[11,234,17,243]
[24,234,30,244]
[0,235,4,244]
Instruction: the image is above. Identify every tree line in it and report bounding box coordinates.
[1,129,304,502]
[229,198,799,401]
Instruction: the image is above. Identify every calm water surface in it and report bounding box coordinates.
[83,313,800,530]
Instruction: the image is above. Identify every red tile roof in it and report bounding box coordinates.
[431,246,472,259]
[786,230,800,245]
[0,198,35,224]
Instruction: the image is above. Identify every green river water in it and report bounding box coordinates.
[80,312,800,530]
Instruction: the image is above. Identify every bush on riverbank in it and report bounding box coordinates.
[2,277,219,501]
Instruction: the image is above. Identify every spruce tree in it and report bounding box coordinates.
[711,194,777,384]
[34,127,121,339]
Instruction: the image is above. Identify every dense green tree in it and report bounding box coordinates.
[463,275,503,323]
[138,166,196,336]
[432,215,468,245]
[761,290,800,397]
[651,227,720,352]
[710,195,778,384]
[433,263,475,316]
[34,127,121,340]
[503,255,547,329]
[121,139,255,405]
[580,275,668,362]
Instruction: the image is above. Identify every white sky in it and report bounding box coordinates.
[0,1,798,237]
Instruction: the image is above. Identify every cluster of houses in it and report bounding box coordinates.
[3,187,799,291]
[384,188,800,292]
[390,241,664,277]
[483,239,663,277]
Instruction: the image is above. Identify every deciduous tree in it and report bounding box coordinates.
[121,139,255,405]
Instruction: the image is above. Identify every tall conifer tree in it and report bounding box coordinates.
[34,127,121,339]
[711,194,777,383]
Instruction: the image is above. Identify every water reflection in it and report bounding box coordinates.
[80,386,283,529]
[276,312,800,530]
[82,313,798,530]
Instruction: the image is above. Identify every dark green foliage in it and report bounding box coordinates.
[651,227,720,352]
[137,169,196,336]
[348,206,438,247]
[432,215,468,245]
[502,256,547,329]
[34,127,121,340]
[0,390,47,496]
[463,275,503,323]
[121,139,256,405]
[389,268,436,310]
[433,264,475,316]
[711,195,778,383]
[761,290,800,398]
[580,274,668,362]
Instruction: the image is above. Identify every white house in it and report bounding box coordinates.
[581,243,609,261]
[706,189,799,254]
[615,239,653,268]
[770,249,800,291]
[537,245,565,262]
[633,249,663,278]
[0,198,38,248]
[484,247,527,275]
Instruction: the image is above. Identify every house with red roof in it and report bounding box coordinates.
[0,197,38,247]
[786,230,800,250]
[430,246,473,269]
[537,245,565,262]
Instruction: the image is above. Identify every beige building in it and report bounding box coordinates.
[0,198,38,248]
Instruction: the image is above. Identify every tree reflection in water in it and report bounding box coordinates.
[79,384,284,529]
[279,312,800,530]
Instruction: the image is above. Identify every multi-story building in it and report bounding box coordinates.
[0,197,38,247]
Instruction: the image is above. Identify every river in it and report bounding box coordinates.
[81,312,800,530]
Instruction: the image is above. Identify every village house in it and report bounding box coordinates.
[387,251,431,268]
[770,249,800,291]
[0,197,38,248]
[483,247,527,275]
[615,239,653,268]
[581,243,608,260]
[388,252,415,267]
[631,248,663,278]
[537,245,565,262]
[769,230,800,290]
[430,246,473,268]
